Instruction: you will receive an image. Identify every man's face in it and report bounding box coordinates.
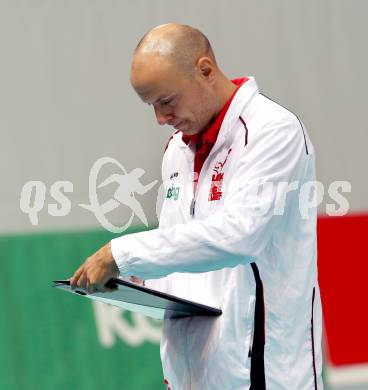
[130,55,218,135]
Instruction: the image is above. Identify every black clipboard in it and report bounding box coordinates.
[53,278,222,319]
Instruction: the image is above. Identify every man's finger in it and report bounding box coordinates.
[130,276,145,285]
[70,264,85,289]
[76,272,88,292]
[86,280,96,295]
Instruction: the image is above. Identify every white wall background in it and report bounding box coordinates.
[0,0,367,234]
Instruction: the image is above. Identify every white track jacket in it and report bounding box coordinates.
[111,77,324,390]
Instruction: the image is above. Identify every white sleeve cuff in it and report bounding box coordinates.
[111,237,131,276]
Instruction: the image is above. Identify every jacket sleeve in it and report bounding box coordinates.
[111,117,309,279]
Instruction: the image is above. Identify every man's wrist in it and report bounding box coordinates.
[110,238,130,275]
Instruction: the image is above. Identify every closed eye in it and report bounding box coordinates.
[160,95,177,107]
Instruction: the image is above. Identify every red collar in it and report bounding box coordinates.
[182,77,248,146]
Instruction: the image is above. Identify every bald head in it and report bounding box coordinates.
[130,24,236,135]
[133,23,216,75]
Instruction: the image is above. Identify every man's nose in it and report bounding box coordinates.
[154,106,173,126]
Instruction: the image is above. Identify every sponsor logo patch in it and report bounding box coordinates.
[208,148,232,201]
[166,185,180,200]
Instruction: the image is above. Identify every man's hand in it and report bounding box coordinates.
[129,276,145,286]
[70,242,119,294]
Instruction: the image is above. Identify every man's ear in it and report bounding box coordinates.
[197,57,216,83]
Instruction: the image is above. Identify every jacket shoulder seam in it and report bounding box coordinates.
[259,93,309,155]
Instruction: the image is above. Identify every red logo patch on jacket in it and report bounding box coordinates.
[208,148,232,201]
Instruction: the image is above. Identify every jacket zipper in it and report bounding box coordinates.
[190,197,196,217]
[187,136,229,218]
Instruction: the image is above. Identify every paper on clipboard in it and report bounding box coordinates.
[53,278,222,320]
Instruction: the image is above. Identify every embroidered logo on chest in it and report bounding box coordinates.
[208,148,232,201]
[166,184,180,200]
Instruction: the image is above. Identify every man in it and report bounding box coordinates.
[71,23,323,389]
